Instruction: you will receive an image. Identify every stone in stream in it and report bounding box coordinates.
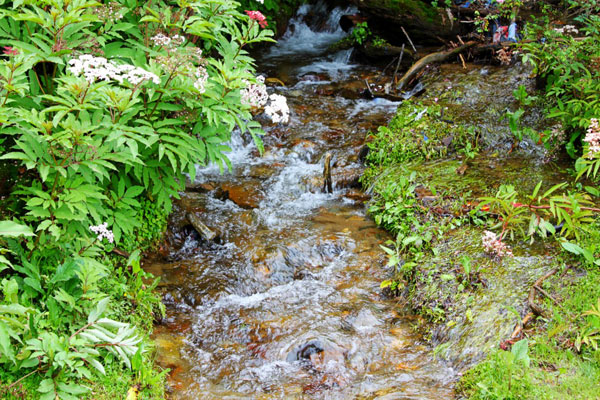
[186,212,217,241]
[219,182,264,209]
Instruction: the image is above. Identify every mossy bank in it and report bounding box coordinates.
[362,64,600,398]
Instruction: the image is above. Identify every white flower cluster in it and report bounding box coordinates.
[584,118,600,158]
[93,3,124,21]
[90,223,114,244]
[482,230,513,258]
[68,55,160,85]
[256,0,264,3]
[241,76,269,108]
[264,93,290,124]
[151,33,185,49]
[554,25,579,34]
[194,66,209,93]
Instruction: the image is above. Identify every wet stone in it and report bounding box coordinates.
[220,182,264,209]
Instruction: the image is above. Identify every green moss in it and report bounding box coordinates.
[368,0,440,23]
[362,100,477,184]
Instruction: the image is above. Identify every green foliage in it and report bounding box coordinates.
[505,85,538,144]
[459,237,600,399]
[477,181,599,242]
[518,15,600,158]
[363,101,477,179]
[0,0,275,397]
[236,0,305,32]
[352,22,371,46]
[458,340,536,400]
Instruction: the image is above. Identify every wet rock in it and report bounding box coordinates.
[290,140,318,163]
[175,192,208,215]
[334,167,363,189]
[343,189,370,202]
[220,182,264,209]
[185,180,216,192]
[187,212,217,241]
[287,340,324,364]
[248,164,278,180]
[299,73,328,82]
[357,145,370,162]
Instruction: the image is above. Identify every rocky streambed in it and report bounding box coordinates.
[146,2,573,398]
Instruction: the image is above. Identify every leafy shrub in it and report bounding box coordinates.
[517,14,600,158]
[0,0,277,397]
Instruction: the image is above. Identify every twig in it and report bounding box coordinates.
[512,203,600,213]
[322,152,333,194]
[528,268,559,316]
[363,79,374,98]
[510,312,534,339]
[534,285,562,308]
[459,53,467,69]
[393,44,405,85]
[7,368,42,389]
[401,26,417,54]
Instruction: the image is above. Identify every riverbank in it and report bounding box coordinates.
[362,61,600,398]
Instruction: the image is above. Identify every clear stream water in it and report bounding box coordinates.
[148,3,456,398]
[148,3,570,398]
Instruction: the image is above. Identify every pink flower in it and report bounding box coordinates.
[245,10,268,28]
[3,46,18,56]
[482,230,513,258]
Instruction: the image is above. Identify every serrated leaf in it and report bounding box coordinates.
[87,297,110,324]
[0,221,34,237]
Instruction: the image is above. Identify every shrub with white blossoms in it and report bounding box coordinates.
[241,76,269,108]
[240,76,290,124]
[90,222,115,244]
[264,93,290,124]
[194,66,209,93]
[68,54,160,85]
[482,230,513,258]
[151,33,185,49]
[554,24,579,35]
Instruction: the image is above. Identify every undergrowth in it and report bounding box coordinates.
[458,222,600,399]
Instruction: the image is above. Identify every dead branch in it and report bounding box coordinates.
[528,267,560,316]
[396,41,477,91]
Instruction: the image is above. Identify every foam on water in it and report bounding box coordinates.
[267,4,356,59]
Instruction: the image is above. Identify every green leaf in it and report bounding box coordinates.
[0,321,15,363]
[0,221,34,237]
[511,339,530,367]
[88,297,110,324]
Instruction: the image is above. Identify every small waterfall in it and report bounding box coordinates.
[267,2,357,59]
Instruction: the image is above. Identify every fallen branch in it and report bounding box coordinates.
[534,285,562,308]
[510,312,534,340]
[396,41,477,91]
[528,267,559,316]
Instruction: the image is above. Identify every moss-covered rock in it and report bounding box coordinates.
[349,0,459,44]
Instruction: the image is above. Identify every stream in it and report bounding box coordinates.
[148,4,455,398]
[147,3,566,399]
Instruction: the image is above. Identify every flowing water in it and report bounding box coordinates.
[148,3,458,399]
